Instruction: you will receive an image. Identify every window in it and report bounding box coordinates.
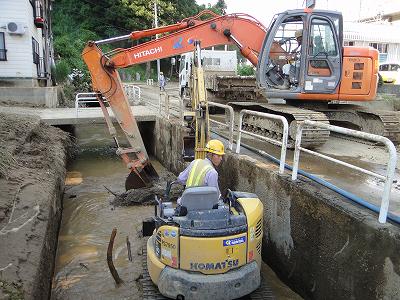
[379,64,389,71]
[344,41,354,46]
[0,33,6,61]
[390,64,400,71]
[369,43,388,53]
[310,18,337,56]
[32,37,39,64]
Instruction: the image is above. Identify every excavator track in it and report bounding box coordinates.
[140,238,275,300]
[320,104,400,144]
[229,102,330,148]
[141,239,168,300]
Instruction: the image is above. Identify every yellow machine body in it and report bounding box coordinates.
[146,195,263,299]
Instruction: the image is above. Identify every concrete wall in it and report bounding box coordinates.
[218,153,400,300]
[152,116,400,300]
[0,86,58,107]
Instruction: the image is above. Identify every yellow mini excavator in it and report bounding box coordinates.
[141,42,264,300]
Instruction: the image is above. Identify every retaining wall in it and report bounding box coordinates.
[152,116,400,300]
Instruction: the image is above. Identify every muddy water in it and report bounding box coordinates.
[52,125,157,300]
[51,124,304,300]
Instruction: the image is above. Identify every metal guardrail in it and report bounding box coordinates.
[208,102,234,151]
[156,92,184,121]
[123,84,141,104]
[236,109,289,174]
[75,92,104,118]
[292,120,397,224]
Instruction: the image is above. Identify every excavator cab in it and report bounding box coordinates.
[257,10,343,99]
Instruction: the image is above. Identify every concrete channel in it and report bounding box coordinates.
[1,99,400,299]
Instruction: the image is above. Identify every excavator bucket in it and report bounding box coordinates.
[125,163,159,190]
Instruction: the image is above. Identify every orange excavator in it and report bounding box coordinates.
[82,5,399,189]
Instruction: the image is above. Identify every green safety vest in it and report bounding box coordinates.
[186,159,214,187]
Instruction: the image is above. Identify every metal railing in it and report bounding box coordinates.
[146,79,154,85]
[292,120,397,224]
[75,92,104,118]
[123,84,141,104]
[208,102,234,151]
[236,109,289,174]
[157,92,184,121]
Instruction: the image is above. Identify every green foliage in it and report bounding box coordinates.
[238,64,255,76]
[54,60,70,83]
[52,0,229,87]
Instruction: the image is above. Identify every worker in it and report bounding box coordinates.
[293,29,303,53]
[177,139,225,197]
[159,71,166,91]
[282,28,303,87]
[312,35,325,56]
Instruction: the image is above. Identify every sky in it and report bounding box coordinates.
[195,0,400,24]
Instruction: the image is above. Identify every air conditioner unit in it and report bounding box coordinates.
[6,22,26,35]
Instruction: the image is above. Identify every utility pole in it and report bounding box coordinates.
[154,0,160,81]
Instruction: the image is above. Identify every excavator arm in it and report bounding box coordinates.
[82,11,267,189]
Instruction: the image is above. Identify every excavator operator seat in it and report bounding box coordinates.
[180,186,219,211]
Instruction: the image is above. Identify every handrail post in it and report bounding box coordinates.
[166,94,170,119]
[227,105,234,151]
[75,94,80,118]
[378,137,397,223]
[180,96,184,126]
[158,92,162,115]
[292,121,304,181]
[235,110,244,154]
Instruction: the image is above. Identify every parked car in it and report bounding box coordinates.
[379,63,400,84]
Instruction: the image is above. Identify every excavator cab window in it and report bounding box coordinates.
[257,14,306,92]
[257,10,343,99]
[304,15,342,93]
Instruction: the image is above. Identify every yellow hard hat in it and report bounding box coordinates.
[205,139,225,155]
[295,29,303,39]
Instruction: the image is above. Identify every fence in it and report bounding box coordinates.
[75,92,104,118]
[292,120,397,224]
[157,92,184,122]
[235,109,289,174]
[208,102,234,151]
[123,84,141,104]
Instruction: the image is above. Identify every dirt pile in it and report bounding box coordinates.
[0,112,70,300]
[111,170,184,206]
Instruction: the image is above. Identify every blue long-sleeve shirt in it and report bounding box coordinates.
[177,158,220,196]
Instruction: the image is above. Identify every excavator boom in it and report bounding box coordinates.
[82,11,267,189]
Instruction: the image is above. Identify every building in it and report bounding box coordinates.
[343,22,400,63]
[0,0,57,107]
[343,1,400,63]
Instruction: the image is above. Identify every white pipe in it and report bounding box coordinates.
[236,109,288,174]
[292,120,397,224]
[208,101,234,151]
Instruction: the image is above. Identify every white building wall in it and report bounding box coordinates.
[0,0,43,79]
[344,22,400,63]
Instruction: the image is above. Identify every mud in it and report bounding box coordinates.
[111,170,184,206]
[0,112,70,299]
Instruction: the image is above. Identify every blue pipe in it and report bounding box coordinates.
[233,139,400,225]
